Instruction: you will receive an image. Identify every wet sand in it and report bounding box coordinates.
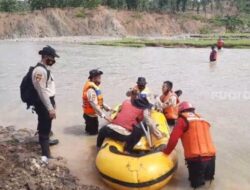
[0,41,250,189]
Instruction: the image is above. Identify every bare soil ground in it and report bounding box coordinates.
[0,6,226,39]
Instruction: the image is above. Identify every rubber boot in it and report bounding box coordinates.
[49,131,54,137]
[49,131,59,146]
[39,136,51,158]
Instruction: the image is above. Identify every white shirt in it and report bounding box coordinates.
[32,63,55,111]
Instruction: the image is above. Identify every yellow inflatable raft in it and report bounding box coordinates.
[96,110,178,190]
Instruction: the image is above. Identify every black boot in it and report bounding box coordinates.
[49,131,59,146]
[49,131,54,137]
[39,136,51,158]
[49,139,59,146]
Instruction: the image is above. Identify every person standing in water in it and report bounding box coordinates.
[217,37,224,50]
[210,46,217,62]
[163,101,216,188]
[82,69,112,135]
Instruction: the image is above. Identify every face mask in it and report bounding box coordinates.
[46,57,55,66]
[95,81,101,86]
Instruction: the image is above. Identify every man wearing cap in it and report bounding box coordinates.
[162,101,216,188]
[82,69,112,135]
[32,45,59,158]
[127,77,152,102]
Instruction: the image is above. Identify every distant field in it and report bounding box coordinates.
[84,34,250,48]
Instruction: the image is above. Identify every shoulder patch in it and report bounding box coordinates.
[35,73,43,82]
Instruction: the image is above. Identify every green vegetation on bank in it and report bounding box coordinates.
[0,0,249,14]
[84,37,250,48]
[190,33,250,39]
[0,0,29,12]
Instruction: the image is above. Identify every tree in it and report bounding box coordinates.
[170,0,176,12]
[137,0,151,11]
[106,0,119,8]
[16,0,30,11]
[223,15,244,32]
[245,0,250,13]
[28,0,48,10]
[68,0,85,7]
[84,0,102,8]
[159,0,169,11]
[235,0,250,13]
[0,0,17,12]
[126,0,138,10]
[176,0,187,12]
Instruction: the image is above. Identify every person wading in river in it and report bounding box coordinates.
[210,45,217,62]
[82,69,112,135]
[217,37,224,50]
[163,101,216,188]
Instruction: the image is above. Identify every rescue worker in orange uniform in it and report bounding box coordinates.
[82,69,112,135]
[156,81,179,126]
[217,37,224,50]
[163,102,216,188]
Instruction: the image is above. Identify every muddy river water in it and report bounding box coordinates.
[0,41,250,190]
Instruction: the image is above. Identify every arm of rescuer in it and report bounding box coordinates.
[162,117,188,155]
[127,87,154,105]
[154,96,163,112]
[143,109,163,139]
[32,66,55,118]
[126,87,133,97]
[87,88,112,121]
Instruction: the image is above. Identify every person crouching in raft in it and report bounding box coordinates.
[82,69,112,135]
[210,46,217,62]
[97,89,162,152]
[162,101,216,189]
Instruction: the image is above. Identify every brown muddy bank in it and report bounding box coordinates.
[0,125,102,190]
[0,6,225,39]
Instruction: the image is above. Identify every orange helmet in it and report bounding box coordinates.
[179,101,195,113]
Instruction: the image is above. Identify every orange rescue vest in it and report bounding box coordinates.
[82,81,103,115]
[180,112,216,159]
[160,91,179,120]
[217,39,224,48]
